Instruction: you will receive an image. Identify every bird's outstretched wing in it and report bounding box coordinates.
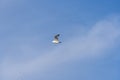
[54,34,60,40]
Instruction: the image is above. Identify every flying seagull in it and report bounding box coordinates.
[52,34,61,44]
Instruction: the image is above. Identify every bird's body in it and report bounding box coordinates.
[52,39,59,44]
[52,34,61,44]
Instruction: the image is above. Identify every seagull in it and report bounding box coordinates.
[52,34,61,44]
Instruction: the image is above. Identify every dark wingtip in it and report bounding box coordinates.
[57,34,60,36]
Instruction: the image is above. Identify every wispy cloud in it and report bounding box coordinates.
[1,16,120,80]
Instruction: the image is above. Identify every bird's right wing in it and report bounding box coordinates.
[54,34,60,40]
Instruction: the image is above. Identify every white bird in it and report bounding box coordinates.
[52,34,61,44]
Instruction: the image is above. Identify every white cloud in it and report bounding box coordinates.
[1,16,120,80]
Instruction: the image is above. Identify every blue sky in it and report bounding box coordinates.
[0,0,120,80]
